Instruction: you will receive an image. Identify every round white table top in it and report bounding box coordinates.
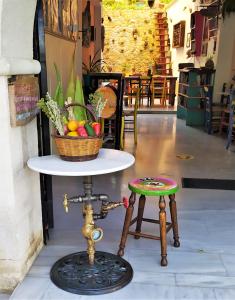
[27,149,135,177]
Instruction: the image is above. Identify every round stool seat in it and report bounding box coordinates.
[128,177,179,196]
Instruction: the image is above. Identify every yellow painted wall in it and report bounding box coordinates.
[103,8,164,75]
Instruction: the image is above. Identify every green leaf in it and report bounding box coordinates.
[53,63,64,108]
[74,76,87,121]
[66,49,76,100]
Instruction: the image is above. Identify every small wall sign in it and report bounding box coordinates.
[8,76,40,127]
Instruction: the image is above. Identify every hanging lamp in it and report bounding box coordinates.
[148,0,155,8]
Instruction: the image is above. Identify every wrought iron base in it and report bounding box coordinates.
[50,251,133,295]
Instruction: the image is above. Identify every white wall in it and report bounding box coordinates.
[213,15,235,101]
[167,0,218,77]
[0,0,43,292]
[167,0,235,103]
[0,0,40,75]
[45,34,78,95]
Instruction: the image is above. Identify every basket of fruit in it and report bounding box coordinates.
[38,93,104,162]
[52,103,102,161]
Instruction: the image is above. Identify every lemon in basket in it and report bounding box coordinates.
[67,131,79,137]
[67,120,79,131]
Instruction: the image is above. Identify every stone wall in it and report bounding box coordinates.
[103,7,162,75]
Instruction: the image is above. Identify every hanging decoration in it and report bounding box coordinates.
[148,0,155,8]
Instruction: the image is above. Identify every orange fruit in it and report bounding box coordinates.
[67,131,79,137]
[67,120,78,131]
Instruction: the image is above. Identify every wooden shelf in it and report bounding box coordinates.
[178,92,204,99]
[199,0,220,7]
[179,82,213,88]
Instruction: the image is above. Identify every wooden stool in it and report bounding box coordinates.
[117,177,180,266]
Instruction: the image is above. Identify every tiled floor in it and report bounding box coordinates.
[9,115,235,300]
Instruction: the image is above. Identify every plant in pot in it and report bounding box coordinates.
[222,0,235,19]
[82,49,107,74]
[205,56,215,70]
[82,49,108,97]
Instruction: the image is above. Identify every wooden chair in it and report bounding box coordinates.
[124,76,141,106]
[140,76,152,106]
[203,86,226,134]
[219,83,234,135]
[151,75,168,107]
[120,88,140,149]
[226,91,235,149]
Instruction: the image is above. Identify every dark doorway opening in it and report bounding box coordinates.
[33,0,54,243]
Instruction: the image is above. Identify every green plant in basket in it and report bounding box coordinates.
[38,93,65,136]
[37,47,108,141]
[88,91,107,118]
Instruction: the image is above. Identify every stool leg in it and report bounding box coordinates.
[169,194,180,248]
[135,195,146,239]
[118,192,136,256]
[159,196,167,266]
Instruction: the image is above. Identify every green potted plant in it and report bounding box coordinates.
[222,0,235,19]
[205,56,215,70]
[82,49,107,74]
[83,49,108,98]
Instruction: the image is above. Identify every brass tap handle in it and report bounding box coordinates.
[101,197,129,214]
[63,194,69,213]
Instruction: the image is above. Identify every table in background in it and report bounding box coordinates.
[27,149,135,295]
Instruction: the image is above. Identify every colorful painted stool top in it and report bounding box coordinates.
[129,177,179,196]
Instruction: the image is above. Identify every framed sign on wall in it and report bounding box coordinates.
[172,21,186,48]
[8,76,40,127]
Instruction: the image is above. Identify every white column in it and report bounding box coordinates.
[0,76,43,291]
[0,0,43,292]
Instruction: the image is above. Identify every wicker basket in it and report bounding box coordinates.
[52,103,103,162]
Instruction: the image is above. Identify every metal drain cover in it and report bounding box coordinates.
[50,251,133,295]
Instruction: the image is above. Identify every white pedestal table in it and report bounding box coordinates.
[27,149,135,295]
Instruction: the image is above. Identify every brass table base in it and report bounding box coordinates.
[50,251,133,295]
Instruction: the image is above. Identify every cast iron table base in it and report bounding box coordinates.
[50,251,133,295]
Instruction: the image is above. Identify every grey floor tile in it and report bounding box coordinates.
[176,274,235,289]
[10,277,51,299]
[175,286,216,300]
[132,271,176,286]
[41,282,84,300]
[220,254,235,276]
[0,294,10,300]
[27,265,50,278]
[214,288,235,300]
[81,283,176,300]
[127,249,226,275]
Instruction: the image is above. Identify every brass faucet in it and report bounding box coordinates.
[63,194,69,213]
[82,204,103,265]
[63,193,129,265]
